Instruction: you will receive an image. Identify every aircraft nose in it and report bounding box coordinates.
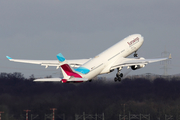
[141,36,144,42]
[140,35,144,44]
[134,34,144,43]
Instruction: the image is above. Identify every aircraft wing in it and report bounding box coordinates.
[110,54,171,70]
[6,56,90,68]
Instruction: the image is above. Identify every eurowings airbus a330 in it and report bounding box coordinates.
[6,34,171,83]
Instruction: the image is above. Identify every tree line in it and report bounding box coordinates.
[0,72,180,120]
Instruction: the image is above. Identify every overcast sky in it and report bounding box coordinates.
[0,0,179,78]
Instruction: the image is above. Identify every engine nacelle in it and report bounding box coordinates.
[131,64,146,70]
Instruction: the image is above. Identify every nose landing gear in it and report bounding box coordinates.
[134,51,138,57]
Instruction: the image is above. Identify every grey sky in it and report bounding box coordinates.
[0,0,179,78]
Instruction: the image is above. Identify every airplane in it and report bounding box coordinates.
[6,34,171,83]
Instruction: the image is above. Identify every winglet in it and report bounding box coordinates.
[57,53,65,62]
[6,56,12,60]
[169,54,172,59]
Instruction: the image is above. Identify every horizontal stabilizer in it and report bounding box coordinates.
[34,78,62,82]
[33,77,89,83]
[69,77,88,81]
[61,77,89,83]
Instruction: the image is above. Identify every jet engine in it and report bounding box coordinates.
[131,64,146,70]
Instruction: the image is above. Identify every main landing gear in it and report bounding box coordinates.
[114,68,123,82]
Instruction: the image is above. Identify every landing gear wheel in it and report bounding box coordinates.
[120,73,123,78]
[118,77,121,82]
[115,68,123,82]
[114,77,118,82]
[115,73,123,82]
[134,53,138,57]
[116,73,123,78]
[134,51,138,57]
[114,76,122,82]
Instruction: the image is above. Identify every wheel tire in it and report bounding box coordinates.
[134,53,138,57]
[118,77,121,82]
[120,73,123,78]
[114,77,118,82]
[116,73,123,78]
[116,73,119,78]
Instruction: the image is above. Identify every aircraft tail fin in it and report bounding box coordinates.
[57,53,82,78]
[33,53,88,83]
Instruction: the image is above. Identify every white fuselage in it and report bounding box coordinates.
[80,34,144,80]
